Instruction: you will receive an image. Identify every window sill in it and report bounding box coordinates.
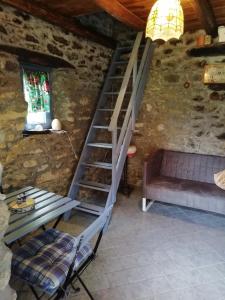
[22,130,66,137]
[23,129,51,137]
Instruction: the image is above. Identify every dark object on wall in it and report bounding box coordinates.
[217,133,225,140]
[208,84,225,91]
[187,43,225,57]
[0,45,75,69]
[184,81,190,89]
[208,84,225,92]
[143,149,225,215]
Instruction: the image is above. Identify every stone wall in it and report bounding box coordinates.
[78,12,137,41]
[0,4,112,194]
[130,30,225,186]
[78,12,114,38]
[0,190,16,300]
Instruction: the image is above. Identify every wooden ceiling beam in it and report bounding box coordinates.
[0,0,116,49]
[94,0,145,30]
[0,44,75,68]
[192,0,217,35]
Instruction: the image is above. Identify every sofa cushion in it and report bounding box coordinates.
[160,150,225,184]
[147,176,225,214]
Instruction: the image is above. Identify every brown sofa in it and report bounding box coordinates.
[142,150,225,215]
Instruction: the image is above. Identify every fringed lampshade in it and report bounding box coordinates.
[146,0,184,41]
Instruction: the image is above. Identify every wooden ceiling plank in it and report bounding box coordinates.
[192,0,217,35]
[0,0,116,48]
[38,0,101,17]
[94,0,145,30]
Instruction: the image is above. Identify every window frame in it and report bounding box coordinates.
[20,62,54,131]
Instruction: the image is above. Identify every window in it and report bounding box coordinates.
[21,64,53,131]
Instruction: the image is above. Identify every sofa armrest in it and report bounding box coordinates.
[143,150,164,197]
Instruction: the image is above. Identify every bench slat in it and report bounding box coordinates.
[4,200,79,244]
[6,188,41,204]
[9,194,61,224]
[6,197,73,234]
[5,186,34,199]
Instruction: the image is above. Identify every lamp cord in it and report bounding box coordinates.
[51,130,78,160]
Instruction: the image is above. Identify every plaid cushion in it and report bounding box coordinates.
[12,229,92,294]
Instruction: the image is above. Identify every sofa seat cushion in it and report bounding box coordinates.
[147,176,225,213]
[12,229,92,294]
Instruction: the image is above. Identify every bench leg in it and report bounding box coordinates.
[142,198,154,212]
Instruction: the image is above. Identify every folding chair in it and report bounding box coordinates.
[11,205,112,300]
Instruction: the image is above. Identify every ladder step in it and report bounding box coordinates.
[104,92,131,95]
[92,125,121,130]
[87,143,112,149]
[117,46,132,51]
[97,108,127,112]
[113,60,129,65]
[118,45,145,51]
[119,40,135,45]
[75,202,104,216]
[113,59,141,65]
[109,76,124,80]
[92,125,109,129]
[82,162,112,170]
[78,180,111,192]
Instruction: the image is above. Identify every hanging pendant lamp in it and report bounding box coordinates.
[146,0,184,41]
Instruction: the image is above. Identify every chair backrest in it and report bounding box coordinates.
[160,150,225,184]
[77,205,113,249]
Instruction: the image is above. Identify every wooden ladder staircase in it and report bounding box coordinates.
[67,32,155,216]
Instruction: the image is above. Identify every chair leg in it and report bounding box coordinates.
[29,285,41,300]
[71,282,80,294]
[53,288,66,300]
[76,274,94,300]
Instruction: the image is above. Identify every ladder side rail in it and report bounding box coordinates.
[132,55,138,131]
[68,48,120,199]
[108,32,144,207]
[115,117,133,190]
[108,32,143,132]
[111,128,117,203]
[114,40,152,161]
[134,42,156,118]
[106,116,133,208]
[105,189,113,208]
[115,102,132,158]
[108,53,151,204]
[113,41,154,192]
[131,39,151,119]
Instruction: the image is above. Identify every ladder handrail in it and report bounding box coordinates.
[108,31,143,132]
[115,39,151,159]
[107,34,153,205]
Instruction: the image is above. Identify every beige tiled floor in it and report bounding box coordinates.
[14,189,225,299]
